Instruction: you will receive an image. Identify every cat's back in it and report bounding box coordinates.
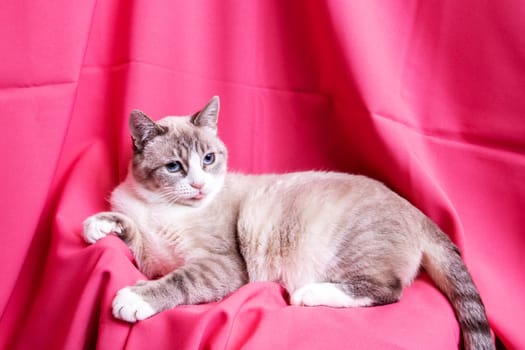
[226,171,386,206]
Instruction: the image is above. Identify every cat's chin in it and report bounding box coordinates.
[191,193,205,200]
[186,197,205,206]
[182,193,215,208]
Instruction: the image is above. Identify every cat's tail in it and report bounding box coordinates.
[420,218,494,350]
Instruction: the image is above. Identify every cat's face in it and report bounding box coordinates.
[129,97,227,208]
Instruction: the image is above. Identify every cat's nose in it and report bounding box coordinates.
[190,182,204,190]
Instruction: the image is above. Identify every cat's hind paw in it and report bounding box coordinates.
[112,287,156,323]
[290,283,373,308]
[82,214,123,244]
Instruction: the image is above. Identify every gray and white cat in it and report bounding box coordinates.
[83,96,493,350]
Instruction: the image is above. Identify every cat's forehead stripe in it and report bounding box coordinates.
[168,129,213,155]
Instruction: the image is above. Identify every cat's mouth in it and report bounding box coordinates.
[190,192,205,200]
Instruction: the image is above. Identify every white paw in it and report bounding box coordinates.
[82,215,122,244]
[291,283,373,308]
[112,287,157,323]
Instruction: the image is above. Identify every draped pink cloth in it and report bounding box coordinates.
[1,1,523,349]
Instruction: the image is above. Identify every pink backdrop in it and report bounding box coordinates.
[1,1,523,349]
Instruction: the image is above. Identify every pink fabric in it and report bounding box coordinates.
[1,1,523,349]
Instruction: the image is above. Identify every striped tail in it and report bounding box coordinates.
[421,220,494,350]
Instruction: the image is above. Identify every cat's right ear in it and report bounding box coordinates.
[129,110,167,152]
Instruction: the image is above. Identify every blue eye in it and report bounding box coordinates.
[165,161,182,173]
[203,153,215,165]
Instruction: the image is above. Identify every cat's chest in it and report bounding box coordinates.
[111,188,204,274]
[138,203,202,251]
[112,185,197,234]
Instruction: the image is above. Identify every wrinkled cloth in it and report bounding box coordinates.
[1,1,523,349]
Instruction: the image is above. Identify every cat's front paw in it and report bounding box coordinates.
[112,287,157,323]
[82,213,123,244]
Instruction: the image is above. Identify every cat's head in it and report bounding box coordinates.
[128,96,227,208]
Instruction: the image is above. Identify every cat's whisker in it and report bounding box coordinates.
[156,188,183,204]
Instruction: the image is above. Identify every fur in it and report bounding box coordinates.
[83,96,493,349]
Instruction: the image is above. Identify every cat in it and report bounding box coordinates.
[83,96,493,350]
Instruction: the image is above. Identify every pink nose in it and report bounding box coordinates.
[190,182,204,190]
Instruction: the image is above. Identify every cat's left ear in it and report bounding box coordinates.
[191,96,220,133]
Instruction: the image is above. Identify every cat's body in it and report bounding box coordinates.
[83,97,493,350]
